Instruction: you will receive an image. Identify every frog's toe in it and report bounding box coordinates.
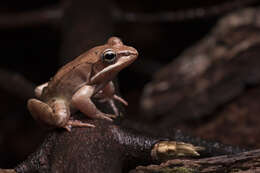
[97,113,114,122]
[103,115,114,122]
[66,120,95,131]
[151,141,204,161]
[64,124,72,132]
[105,114,117,119]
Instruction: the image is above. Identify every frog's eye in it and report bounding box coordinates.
[102,50,116,63]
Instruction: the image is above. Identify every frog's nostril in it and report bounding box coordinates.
[118,48,138,57]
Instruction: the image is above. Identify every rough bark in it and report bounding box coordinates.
[12,116,244,173]
[14,118,157,173]
[130,149,260,173]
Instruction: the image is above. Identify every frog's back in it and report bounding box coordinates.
[41,44,107,101]
[50,47,102,85]
[42,53,94,101]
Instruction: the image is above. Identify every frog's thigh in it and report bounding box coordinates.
[71,85,113,121]
[27,98,69,127]
[35,82,48,98]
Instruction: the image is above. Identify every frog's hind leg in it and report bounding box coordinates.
[27,98,94,131]
[28,98,59,127]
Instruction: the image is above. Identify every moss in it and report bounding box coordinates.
[159,167,196,173]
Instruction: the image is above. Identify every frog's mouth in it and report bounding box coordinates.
[90,52,137,84]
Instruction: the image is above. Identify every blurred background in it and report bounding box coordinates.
[0,0,260,169]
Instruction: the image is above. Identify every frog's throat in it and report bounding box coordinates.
[90,56,135,84]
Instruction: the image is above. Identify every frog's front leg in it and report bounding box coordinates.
[95,81,128,117]
[104,81,128,105]
[27,98,95,131]
[71,85,115,121]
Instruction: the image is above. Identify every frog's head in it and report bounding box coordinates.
[88,37,138,84]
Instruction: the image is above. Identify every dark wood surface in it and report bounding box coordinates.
[131,149,260,173]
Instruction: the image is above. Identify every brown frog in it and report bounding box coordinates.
[27,37,138,131]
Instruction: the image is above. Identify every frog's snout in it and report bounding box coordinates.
[129,47,138,56]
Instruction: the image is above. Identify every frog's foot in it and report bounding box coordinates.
[65,120,95,132]
[151,141,205,161]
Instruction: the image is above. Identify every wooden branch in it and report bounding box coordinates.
[131,149,260,173]
[0,0,257,30]
[0,6,63,29]
[0,0,258,30]
[112,0,259,23]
